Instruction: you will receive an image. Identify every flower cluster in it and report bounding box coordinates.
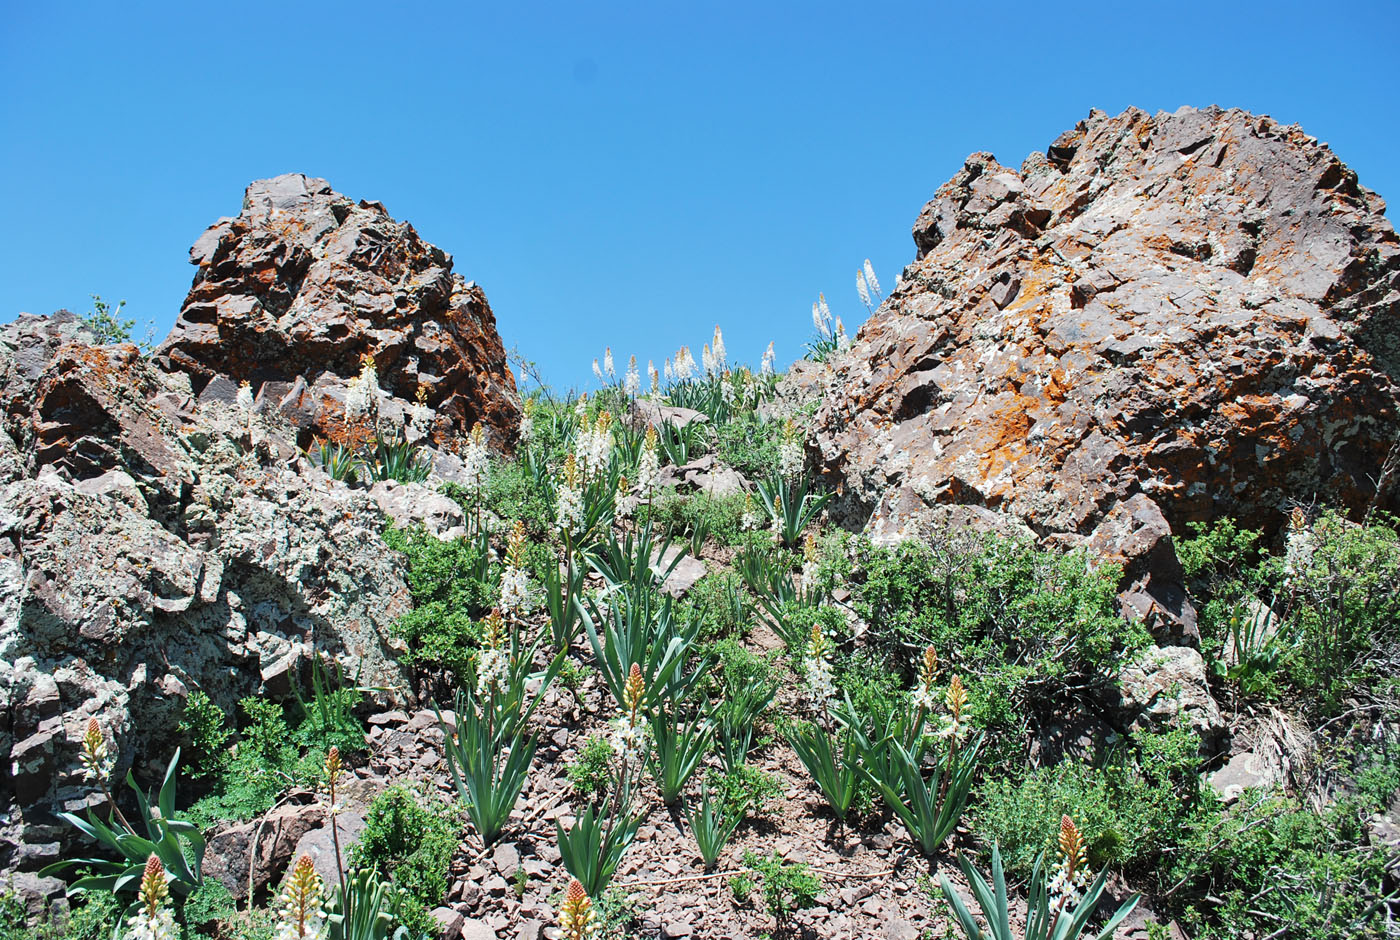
[937,675,970,742]
[125,855,175,940]
[647,360,660,395]
[407,382,434,442]
[615,474,638,519]
[801,532,821,591]
[611,664,650,761]
[556,454,584,533]
[499,521,533,613]
[460,423,490,499]
[236,380,255,412]
[1283,506,1314,582]
[812,294,833,340]
[673,346,697,381]
[559,878,598,940]
[740,492,761,531]
[323,746,346,816]
[519,397,535,444]
[575,412,614,482]
[1048,815,1091,917]
[761,341,776,378]
[344,353,378,423]
[636,427,660,496]
[911,645,939,713]
[804,623,836,709]
[857,259,882,311]
[834,317,850,352]
[477,610,509,698]
[79,717,115,785]
[712,325,727,373]
[778,420,804,479]
[624,355,641,398]
[275,855,327,940]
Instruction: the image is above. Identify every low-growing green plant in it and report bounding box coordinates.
[566,735,615,807]
[705,763,783,821]
[647,703,714,806]
[310,439,361,483]
[741,850,822,930]
[974,727,1202,877]
[44,748,205,903]
[786,720,860,822]
[293,656,369,757]
[384,526,494,688]
[556,795,645,899]
[82,294,135,344]
[439,691,538,847]
[366,432,431,483]
[680,571,751,642]
[349,786,459,939]
[755,470,832,549]
[579,582,703,711]
[0,888,121,940]
[177,690,232,780]
[686,779,743,870]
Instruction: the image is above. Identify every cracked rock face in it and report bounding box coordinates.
[812,105,1400,639]
[157,174,519,448]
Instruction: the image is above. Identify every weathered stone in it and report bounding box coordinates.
[157,174,519,449]
[1208,750,1284,805]
[650,547,707,597]
[202,802,328,899]
[430,906,465,940]
[369,479,466,540]
[810,105,1400,642]
[1112,646,1225,750]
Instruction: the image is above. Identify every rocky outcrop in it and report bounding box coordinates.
[811,106,1400,644]
[0,318,419,880]
[157,174,519,448]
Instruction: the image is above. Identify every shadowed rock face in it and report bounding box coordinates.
[812,105,1400,641]
[157,174,519,447]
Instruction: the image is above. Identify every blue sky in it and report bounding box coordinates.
[3,1,1398,391]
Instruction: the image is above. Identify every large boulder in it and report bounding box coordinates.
[810,105,1400,642]
[0,315,412,877]
[156,174,519,448]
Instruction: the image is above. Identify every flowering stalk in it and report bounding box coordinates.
[125,854,175,940]
[937,675,969,808]
[1049,815,1091,929]
[478,609,509,699]
[559,878,598,940]
[637,426,660,509]
[804,623,835,719]
[79,718,133,834]
[761,341,776,378]
[911,645,939,727]
[499,521,532,618]
[325,747,346,896]
[461,422,490,535]
[277,855,326,940]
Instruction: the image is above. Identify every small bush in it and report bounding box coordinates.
[384,526,494,686]
[566,735,615,806]
[350,785,461,939]
[742,850,822,927]
[177,690,232,780]
[975,727,1202,878]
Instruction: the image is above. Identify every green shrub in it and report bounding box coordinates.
[706,764,783,820]
[178,690,232,780]
[974,727,1202,877]
[0,889,120,940]
[1164,780,1397,940]
[566,735,615,806]
[187,697,315,828]
[715,413,780,482]
[350,785,461,939]
[384,526,494,686]
[679,571,751,642]
[648,491,751,548]
[848,534,1147,764]
[741,850,822,927]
